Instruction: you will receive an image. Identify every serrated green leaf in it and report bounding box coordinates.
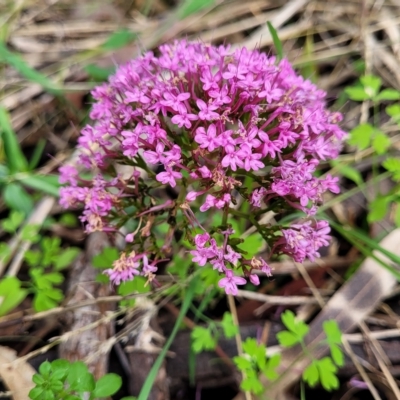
[240,371,264,395]
[372,131,391,155]
[20,224,41,243]
[276,331,300,347]
[316,357,339,391]
[280,310,309,340]
[348,123,374,150]
[233,355,253,371]
[242,338,259,357]
[302,361,319,387]
[191,326,217,353]
[33,292,58,311]
[323,320,342,343]
[376,89,400,101]
[2,210,25,233]
[221,312,238,338]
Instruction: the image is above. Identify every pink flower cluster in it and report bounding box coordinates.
[59,40,345,294]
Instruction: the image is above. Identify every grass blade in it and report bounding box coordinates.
[19,175,60,197]
[0,107,28,173]
[137,275,198,400]
[0,43,62,94]
[178,0,215,20]
[267,21,283,60]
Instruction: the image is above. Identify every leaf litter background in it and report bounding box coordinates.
[2,0,400,399]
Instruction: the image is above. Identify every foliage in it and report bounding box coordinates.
[29,359,122,400]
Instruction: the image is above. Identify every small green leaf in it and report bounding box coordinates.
[348,123,374,150]
[242,338,259,357]
[330,161,362,186]
[39,361,52,376]
[367,195,392,223]
[344,87,369,101]
[238,233,263,257]
[29,387,44,399]
[19,175,60,197]
[383,157,400,181]
[372,131,391,155]
[360,75,381,97]
[221,312,238,338]
[330,343,344,367]
[33,292,58,311]
[92,247,119,269]
[2,210,25,233]
[0,276,28,316]
[302,361,319,387]
[240,371,264,395]
[54,248,80,270]
[266,21,283,61]
[191,326,217,353]
[92,373,122,397]
[276,331,300,347]
[21,224,41,243]
[386,104,400,122]
[233,355,253,371]
[323,320,342,343]
[85,64,115,81]
[376,89,400,101]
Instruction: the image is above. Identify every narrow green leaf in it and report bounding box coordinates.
[0,43,62,94]
[177,0,215,19]
[137,274,198,400]
[0,107,28,173]
[3,183,33,214]
[376,89,400,101]
[19,175,60,197]
[101,29,137,51]
[267,22,283,60]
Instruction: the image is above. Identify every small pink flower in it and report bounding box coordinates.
[218,270,247,295]
[125,233,135,243]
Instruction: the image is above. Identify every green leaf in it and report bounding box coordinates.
[3,183,33,214]
[330,344,344,367]
[221,312,238,338]
[276,331,300,347]
[330,161,362,185]
[92,373,122,397]
[233,355,253,371]
[2,210,25,233]
[323,320,342,344]
[191,326,217,353]
[372,131,391,155]
[67,361,88,384]
[383,157,400,181]
[84,64,115,81]
[29,387,44,399]
[367,195,392,223]
[101,29,137,51]
[54,248,80,270]
[92,247,119,269]
[59,213,78,227]
[266,22,283,61]
[33,292,58,311]
[242,338,259,357]
[386,104,400,122]
[376,89,400,101]
[20,224,41,243]
[177,0,215,19]
[316,357,339,391]
[240,371,264,395]
[19,175,60,197]
[348,123,374,150]
[238,233,263,257]
[0,276,28,316]
[302,361,319,387]
[344,87,369,101]
[395,202,400,227]
[0,45,62,94]
[360,75,381,97]
[0,107,28,173]
[39,361,52,376]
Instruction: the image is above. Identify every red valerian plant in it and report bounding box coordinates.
[59,40,345,295]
